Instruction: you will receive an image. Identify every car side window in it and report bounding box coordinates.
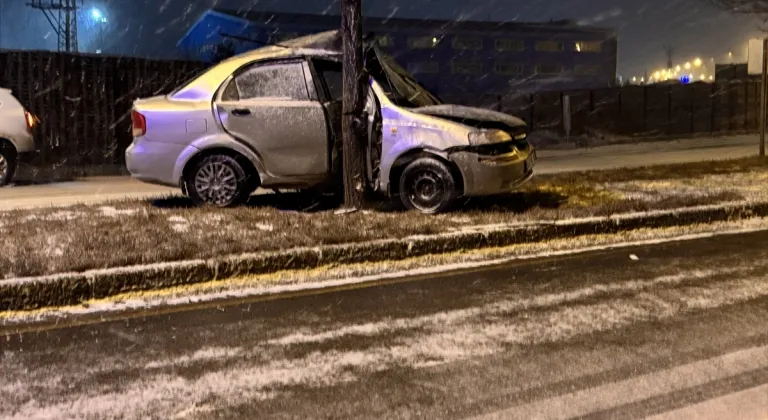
[314,60,343,102]
[234,62,309,100]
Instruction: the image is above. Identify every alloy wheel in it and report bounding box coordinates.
[194,160,239,206]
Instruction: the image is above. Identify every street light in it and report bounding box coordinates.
[694,58,702,67]
[91,8,107,23]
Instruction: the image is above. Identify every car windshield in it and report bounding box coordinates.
[366,46,442,108]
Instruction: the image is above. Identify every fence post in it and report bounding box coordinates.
[711,82,716,134]
[667,84,673,135]
[529,93,535,131]
[690,84,695,134]
[643,85,648,133]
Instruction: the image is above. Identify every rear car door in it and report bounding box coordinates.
[215,59,329,177]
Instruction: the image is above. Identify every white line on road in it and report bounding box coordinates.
[468,345,768,420]
[645,384,768,420]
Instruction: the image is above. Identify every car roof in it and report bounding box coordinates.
[170,31,342,101]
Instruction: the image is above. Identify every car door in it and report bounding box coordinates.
[215,59,329,178]
[309,59,343,175]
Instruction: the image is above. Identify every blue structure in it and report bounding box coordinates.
[177,9,618,101]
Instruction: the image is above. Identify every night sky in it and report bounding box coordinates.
[0,0,764,79]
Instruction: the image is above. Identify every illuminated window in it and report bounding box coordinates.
[494,63,525,75]
[495,39,525,52]
[452,36,483,50]
[535,40,564,52]
[408,61,440,74]
[535,64,564,75]
[375,35,394,47]
[408,36,441,49]
[452,61,483,74]
[575,41,602,53]
[574,64,601,75]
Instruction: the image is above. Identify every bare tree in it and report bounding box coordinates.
[708,0,768,24]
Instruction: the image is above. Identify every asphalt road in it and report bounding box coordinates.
[3,230,768,419]
[0,134,758,211]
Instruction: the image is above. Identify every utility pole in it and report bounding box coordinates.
[761,38,767,157]
[27,0,82,53]
[340,0,368,209]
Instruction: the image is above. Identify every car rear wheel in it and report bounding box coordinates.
[0,145,17,187]
[186,155,251,207]
[398,157,458,214]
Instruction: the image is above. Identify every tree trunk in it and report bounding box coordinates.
[340,0,368,210]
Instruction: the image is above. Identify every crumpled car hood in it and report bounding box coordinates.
[411,105,527,130]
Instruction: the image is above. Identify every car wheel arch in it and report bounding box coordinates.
[388,148,463,197]
[181,147,261,192]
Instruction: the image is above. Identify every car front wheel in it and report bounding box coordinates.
[0,145,17,187]
[398,157,459,214]
[186,155,251,207]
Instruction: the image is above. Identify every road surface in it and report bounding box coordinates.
[0,134,758,211]
[3,229,768,419]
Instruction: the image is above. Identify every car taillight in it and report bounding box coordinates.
[131,110,146,138]
[24,111,37,134]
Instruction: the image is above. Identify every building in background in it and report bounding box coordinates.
[714,63,760,82]
[176,9,618,102]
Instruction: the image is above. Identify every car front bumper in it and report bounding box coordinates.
[450,146,536,196]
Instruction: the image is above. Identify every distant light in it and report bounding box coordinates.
[709,75,714,80]
[640,77,645,82]
[676,65,681,71]
[432,37,438,44]
[632,76,637,82]
[684,62,691,70]
[693,58,702,67]
[91,8,107,23]
[700,74,705,80]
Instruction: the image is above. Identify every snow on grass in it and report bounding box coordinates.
[21,210,86,222]
[255,223,274,232]
[98,206,138,218]
[168,215,189,233]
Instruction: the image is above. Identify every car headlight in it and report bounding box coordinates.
[467,129,512,146]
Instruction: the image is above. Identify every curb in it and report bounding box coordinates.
[2,201,768,311]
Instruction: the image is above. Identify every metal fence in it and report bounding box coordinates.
[452,81,762,138]
[0,50,206,167]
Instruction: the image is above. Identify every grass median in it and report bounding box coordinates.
[1,157,766,280]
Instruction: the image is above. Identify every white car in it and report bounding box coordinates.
[0,88,38,185]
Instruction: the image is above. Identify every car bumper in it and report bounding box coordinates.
[125,138,190,188]
[450,147,536,196]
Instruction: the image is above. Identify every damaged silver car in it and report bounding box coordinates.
[126,31,536,214]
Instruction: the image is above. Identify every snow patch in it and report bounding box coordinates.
[255,223,274,232]
[99,206,137,218]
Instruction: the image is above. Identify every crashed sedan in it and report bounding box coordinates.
[126,31,536,214]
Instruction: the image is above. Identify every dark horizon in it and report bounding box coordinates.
[0,0,763,78]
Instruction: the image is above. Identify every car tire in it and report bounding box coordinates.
[398,157,458,214]
[186,154,252,207]
[0,145,17,187]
